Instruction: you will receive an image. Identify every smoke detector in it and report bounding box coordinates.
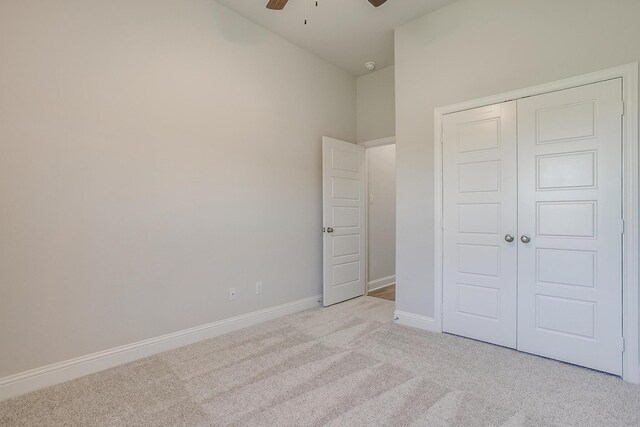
[364,62,376,72]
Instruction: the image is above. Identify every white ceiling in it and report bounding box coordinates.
[215,0,455,77]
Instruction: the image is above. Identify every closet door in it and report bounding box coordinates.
[442,102,518,348]
[517,79,623,375]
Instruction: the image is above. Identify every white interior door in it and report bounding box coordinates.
[442,102,518,348]
[517,79,623,375]
[322,137,366,306]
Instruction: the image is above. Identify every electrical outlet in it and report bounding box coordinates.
[228,287,236,301]
[255,281,263,295]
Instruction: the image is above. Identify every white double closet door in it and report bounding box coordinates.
[442,79,623,375]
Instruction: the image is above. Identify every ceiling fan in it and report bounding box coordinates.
[266,0,388,10]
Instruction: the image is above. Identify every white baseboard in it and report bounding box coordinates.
[367,275,396,292]
[0,295,321,402]
[393,310,441,333]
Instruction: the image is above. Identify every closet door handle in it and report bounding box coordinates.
[520,235,531,244]
[504,234,515,243]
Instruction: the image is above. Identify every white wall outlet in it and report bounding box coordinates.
[255,281,263,295]
[228,287,236,301]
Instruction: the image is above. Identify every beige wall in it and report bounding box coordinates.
[0,0,355,378]
[394,0,640,323]
[366,145,396,288]
[357,66,395,142]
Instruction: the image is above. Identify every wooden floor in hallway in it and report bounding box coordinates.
[368,284,395,301]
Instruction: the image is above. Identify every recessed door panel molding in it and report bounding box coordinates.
[322,137,366,306]
[536,100,597,144]
[442,101,518,349]
[332,177,360,200]
[332,261,361,287]
[536,248,596,288]
[332,207,360,228]
[457,118,501,152]
[518,78,623,375]
[457,203,500,234]
[332,235,360,258]
[536,151,597,190]
[457,244,500,277]
[535,295,596,339]
[536,201,597,238]
[457,160,501,193]
[332,148,361,173]
[457,283,500,320]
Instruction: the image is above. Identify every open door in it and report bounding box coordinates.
[322,137,366,306]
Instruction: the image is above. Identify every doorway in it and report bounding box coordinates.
[321,137,396,306]
[364,142,396,302]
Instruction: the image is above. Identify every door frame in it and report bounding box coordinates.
[359,136,396,295]
[433,62,639,383]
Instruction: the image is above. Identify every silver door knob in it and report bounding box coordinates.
[520,235,531,244]
[327,227,334,233]
[504,234,515,243]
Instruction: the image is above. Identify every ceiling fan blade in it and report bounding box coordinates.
[368,0,388,6]
[266,0,289,10]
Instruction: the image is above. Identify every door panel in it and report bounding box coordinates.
[517,79,623,375]
[442,102,518,348]
[322,137,366,306]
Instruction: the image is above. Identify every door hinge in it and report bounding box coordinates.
[620,101,625,116]
[440,127,444,144]
[621,219,625,235]
[621,337,625,352]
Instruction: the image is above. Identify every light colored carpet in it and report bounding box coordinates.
[1,296,640,426]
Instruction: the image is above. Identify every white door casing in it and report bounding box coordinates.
[440,81,625,374]
[434,63,639,383]
[322,137,366,307]
[516,79,623,375]
[442,101,518,348]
